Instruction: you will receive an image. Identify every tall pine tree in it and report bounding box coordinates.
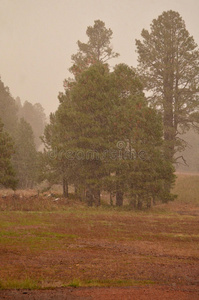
[136,10,199,165]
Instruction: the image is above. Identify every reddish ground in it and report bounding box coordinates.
[0,285,199,299]
[0,188,199,299]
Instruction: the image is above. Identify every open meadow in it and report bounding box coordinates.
[0,173,199,299]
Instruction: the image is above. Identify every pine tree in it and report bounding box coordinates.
[0,78,18,134]
[0,119,17,189]
[109,64,175,206]
[136,10,199,167]
[13,118,37,188]
[69,20,119,78]
[17,101,46,149]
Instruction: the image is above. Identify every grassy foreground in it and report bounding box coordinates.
[0,173,199,289]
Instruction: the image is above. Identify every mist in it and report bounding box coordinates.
[0,0,199,115]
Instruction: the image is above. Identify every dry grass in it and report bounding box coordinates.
[0,189,85,212]
[173,172,199,205]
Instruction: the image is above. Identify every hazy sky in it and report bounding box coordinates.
[0,0,199,115]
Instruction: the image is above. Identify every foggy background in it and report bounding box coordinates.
[0,0,199,115]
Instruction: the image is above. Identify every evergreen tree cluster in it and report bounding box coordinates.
[44,62,175,207]
[43,12,199,207]
[0,79,46,189]
[1,10,199,208]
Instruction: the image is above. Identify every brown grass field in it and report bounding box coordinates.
[0,173,199,299]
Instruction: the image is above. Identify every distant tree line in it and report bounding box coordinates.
[0,79,46,189]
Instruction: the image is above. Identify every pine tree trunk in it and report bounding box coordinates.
[130,196,136,209]
[116,190,123,206]
[116,169,124,206]
[163,54,175,164]
[163,73,175,197]
[93,189,101,206]
[137,197,143,209]
[63,177,68,198]
[86,188,93,206]
[110,192,113,206]
[75,185,78,195]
